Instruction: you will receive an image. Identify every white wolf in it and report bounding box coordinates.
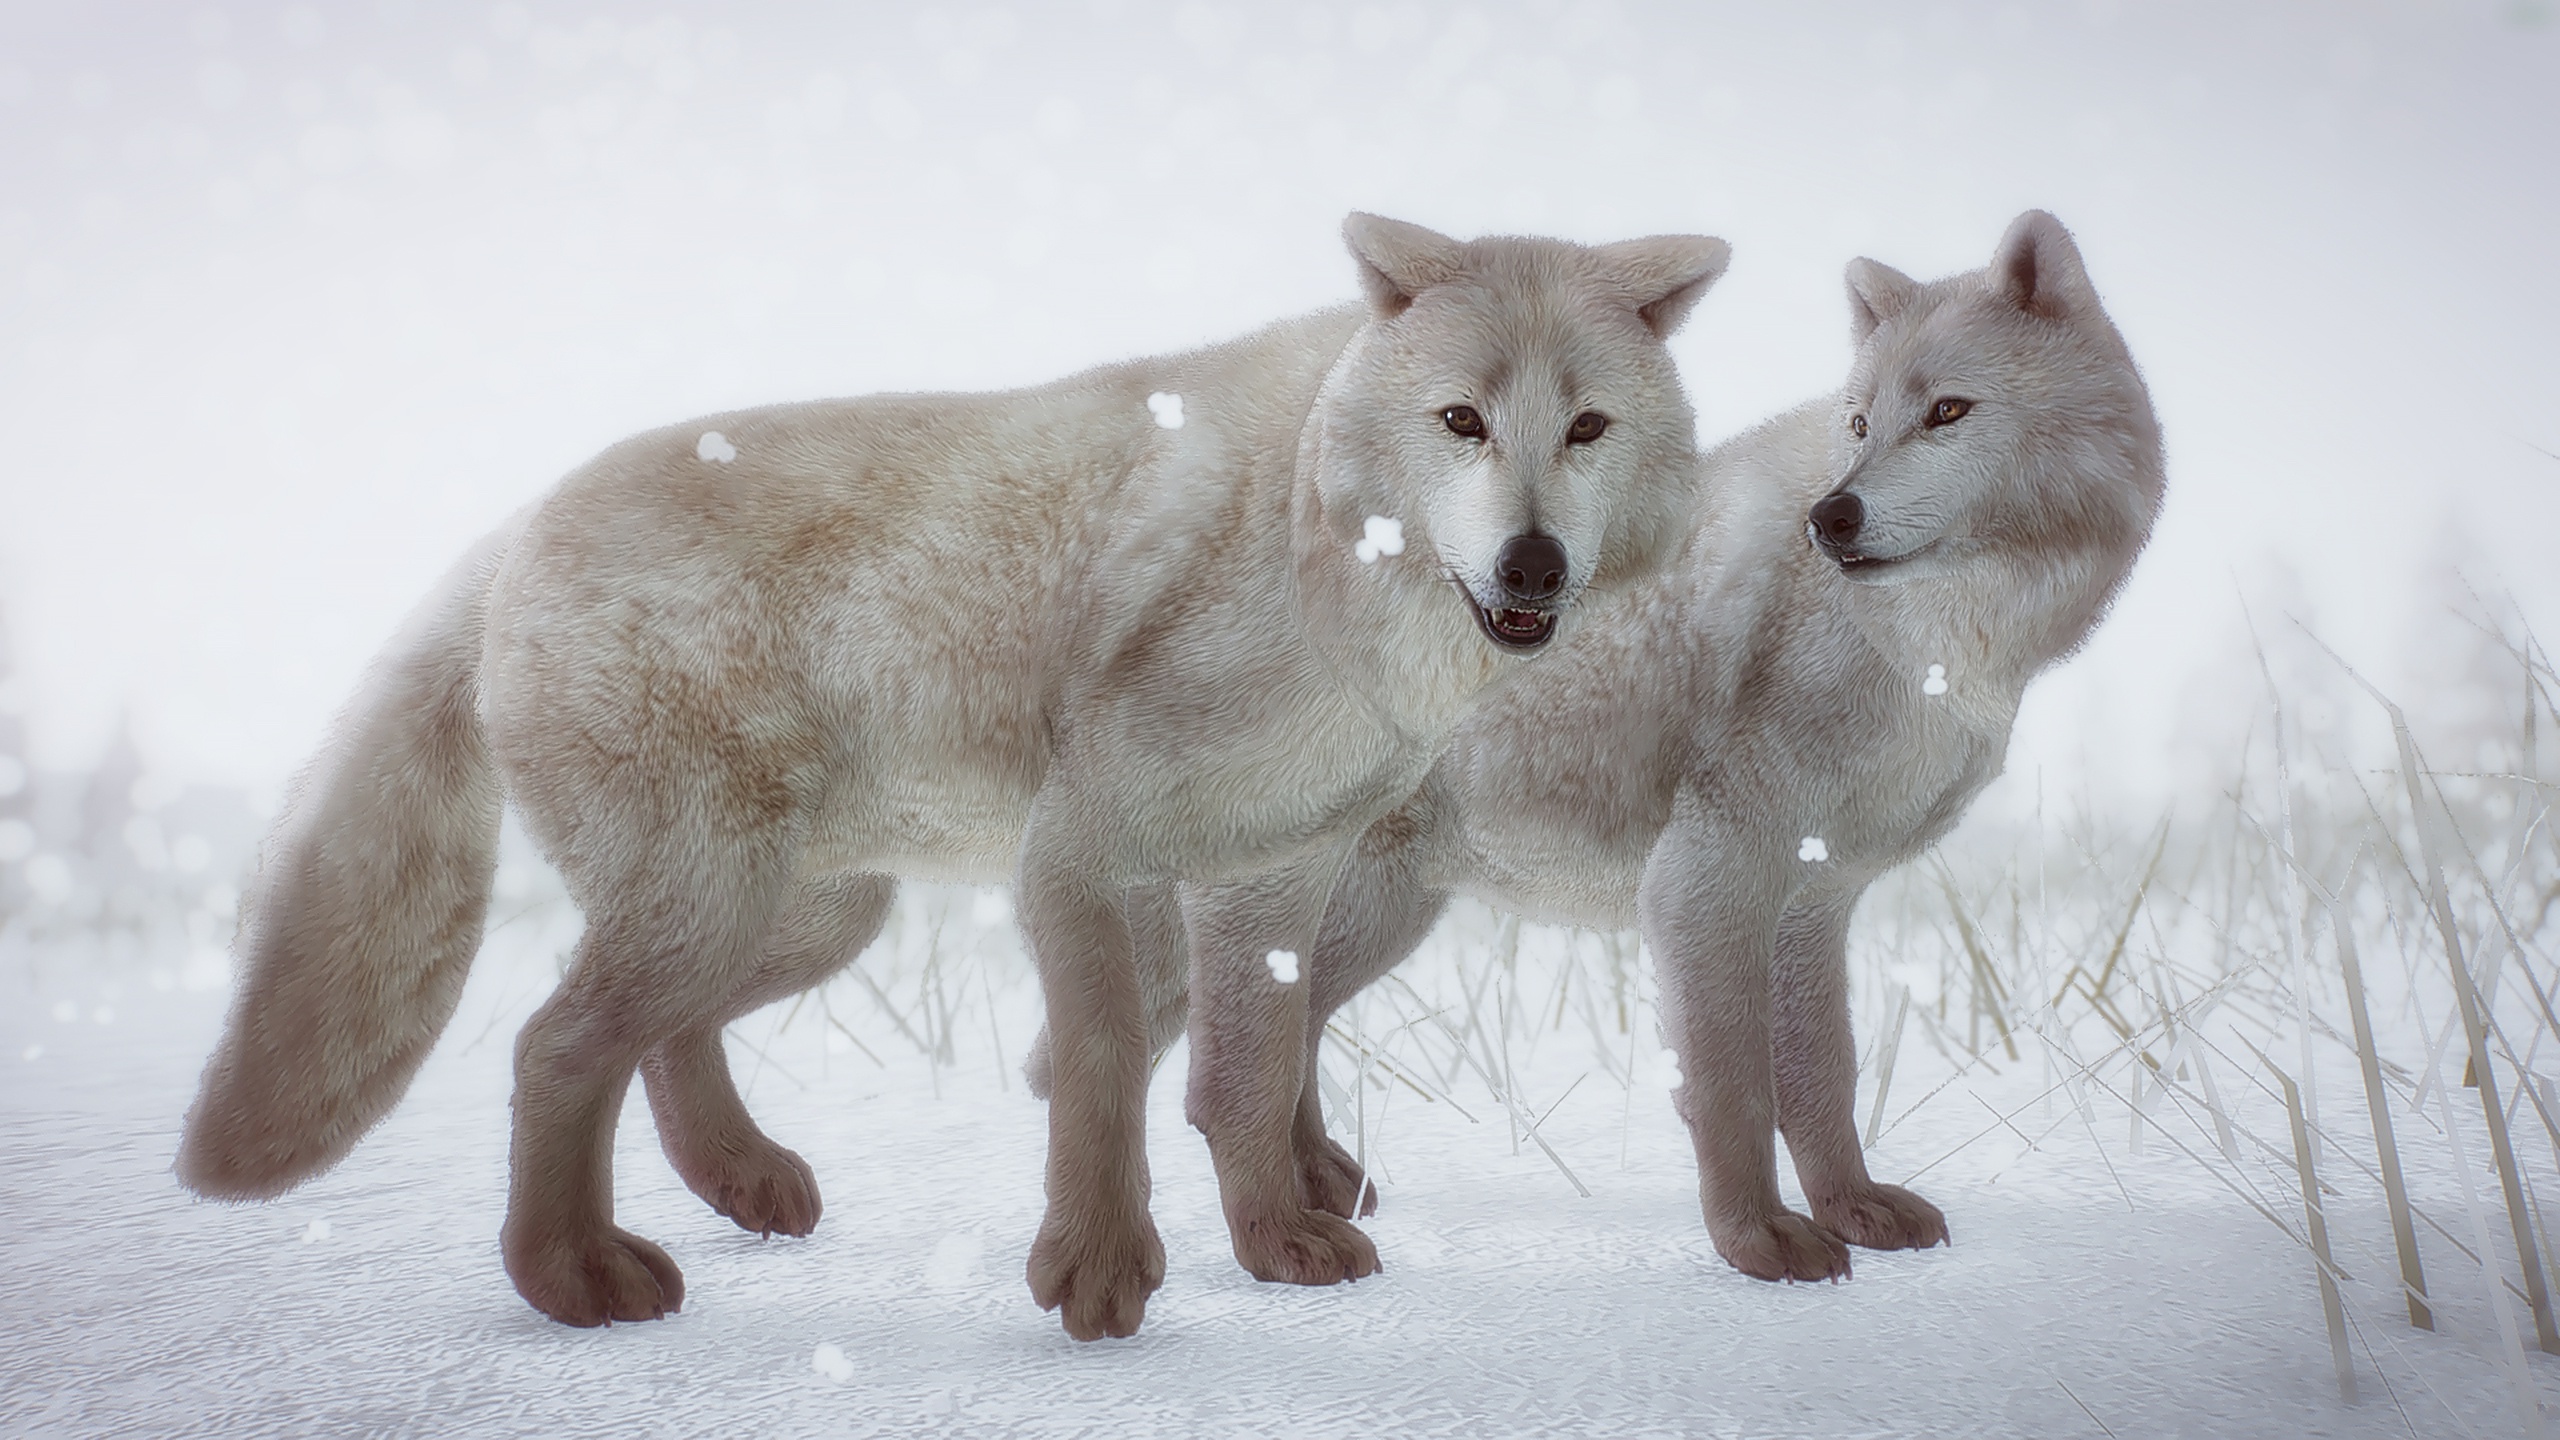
[175,215,1730,1340]
[1166,210,2163,1283]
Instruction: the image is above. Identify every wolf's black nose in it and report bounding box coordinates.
[1809,492,1864,545]
[1496,533,1567,602]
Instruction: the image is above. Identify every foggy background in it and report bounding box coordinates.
[1,0,2555,816]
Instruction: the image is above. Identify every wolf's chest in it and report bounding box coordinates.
[1846,719,2004,863]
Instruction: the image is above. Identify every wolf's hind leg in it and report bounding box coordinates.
[1771,891,1948,1254]
[641,872,896,1238]
[501,843,802,1327]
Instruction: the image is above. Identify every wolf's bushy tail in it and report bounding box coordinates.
[176,528,516,1199]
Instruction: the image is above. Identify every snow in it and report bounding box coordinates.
[696,431,738,464]
[1798,837,1829,863]
[1146,393,1185,430]
[300,1219,331,1244]
[1354,516,1405,565]
[1265,948,1300,985]
[810,1343,854,1382]
[4,906,2546,1440]
[1923,663,1950,697]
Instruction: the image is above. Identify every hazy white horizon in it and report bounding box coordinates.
[1,0,2554,809]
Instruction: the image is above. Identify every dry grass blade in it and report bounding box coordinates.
[2254,820,2434,1330]
[2263,1047,2359,1404]
[1931,857,2020,1062]
[2330,873,2435,1331]
[1865,983,1910,1151]
[2433,1053,2549,1439]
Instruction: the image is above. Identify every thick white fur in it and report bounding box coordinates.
[1167,211,2164,1284]
[176,215,1730,1340]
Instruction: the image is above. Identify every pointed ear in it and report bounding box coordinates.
[1343,213,1467,318]
[1844,257,1921,342]
[1990,209,2096,318]
[1592,235,1731,338]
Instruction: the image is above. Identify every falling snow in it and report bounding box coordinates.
[697,431,738,464]
[1798,836,1829,863]
[1146,392,1185,429]
[1354,515,1405,564]
[1265,948,1301,984]
[1923,663,1950,697]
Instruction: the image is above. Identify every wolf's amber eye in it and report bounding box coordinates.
[1927,397,1972,427]
[1849,414,1868,439]
[1566,411,1608,444]
[1443,405,1486,439]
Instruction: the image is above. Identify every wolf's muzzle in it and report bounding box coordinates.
[1462,532,1566,650]
[1807,491,1872,569]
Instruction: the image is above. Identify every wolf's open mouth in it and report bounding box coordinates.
[1471,599,1558,650]
[1445,576,1558,650]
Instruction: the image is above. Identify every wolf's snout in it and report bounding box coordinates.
[1808,492,1864,548]
[1495,533,1568,602]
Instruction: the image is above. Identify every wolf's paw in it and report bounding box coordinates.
[693,1140,823,1238]
[1710,1209,1853,1283]
[1811,1182,1947,1252]
[1230,1205,1381,1286]
[1026,1207,1165,1341]
[504,1225,686,1327]
[1297,1133,1377,1220]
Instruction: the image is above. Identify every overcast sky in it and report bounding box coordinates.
[1,1,2554,808]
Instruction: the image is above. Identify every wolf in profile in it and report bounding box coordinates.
[174,214,1730,1339]
[1173,210,2163,1282]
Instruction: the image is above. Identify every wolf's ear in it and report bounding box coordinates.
[1593,235,1731,338]
[1990,210,2096,318]
[1845,258,1921,342]
[1343,213,1467,318]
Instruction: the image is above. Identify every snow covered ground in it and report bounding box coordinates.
[6,878,2552,1440]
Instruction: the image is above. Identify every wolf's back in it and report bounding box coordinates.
[176,529,514,1199]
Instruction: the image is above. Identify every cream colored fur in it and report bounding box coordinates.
[176,214,1729,1340]
[1163,211,2163,1285]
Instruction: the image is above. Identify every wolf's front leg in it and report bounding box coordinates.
[1017,821,1166,1341]
[1287,813,1458,1219]
[1640,818,1852,1283]
[1770,891,1948,1254]
[1182,842,1380,1286]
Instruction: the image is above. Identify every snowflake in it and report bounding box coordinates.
[1922,662,1949,697]
[696,431,737,464]
[811,1343,853,1381]
[1354,515,1405,563]
[301,1219,332,1243]
[1266,948,1301,984]
[1147,392,1185,429]
[1798,836,1829,863]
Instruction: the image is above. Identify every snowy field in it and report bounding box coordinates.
[11,628,2560,1440]
[2,922,2534,1439]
